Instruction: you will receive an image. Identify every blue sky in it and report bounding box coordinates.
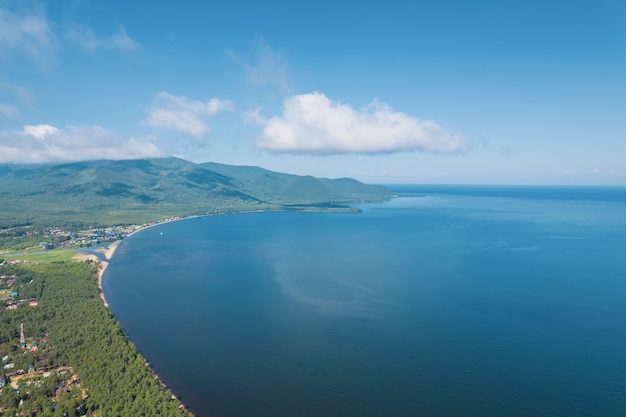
[0,0,624,185]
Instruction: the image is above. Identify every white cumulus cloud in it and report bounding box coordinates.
[0,124,163,163]
[146,92,234,138]
[250,92,466,155]
[23,123,58,138]
[65,24,140,52]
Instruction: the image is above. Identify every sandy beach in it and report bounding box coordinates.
[104,240,121,260]
[73,239,123,308]
[96,240,124,307]
[97,260,110,307]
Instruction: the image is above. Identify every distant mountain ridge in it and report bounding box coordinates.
[0,158,391,228]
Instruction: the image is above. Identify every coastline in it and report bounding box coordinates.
[84,208,361,416]
[97,260,110,308]
[94,218,180,307]
[88,219,194,414]
[93,240,122,308]
[94,207,359,298]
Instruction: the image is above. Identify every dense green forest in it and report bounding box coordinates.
[0,261,191,416]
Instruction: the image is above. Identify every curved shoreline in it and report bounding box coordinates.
[94,208,363,416]
[94,219,194,414]
[96,217,186,307]
[94,211,274,303]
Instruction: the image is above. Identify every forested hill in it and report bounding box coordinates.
[0,158,391,229]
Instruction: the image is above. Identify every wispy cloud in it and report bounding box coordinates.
[0,1,140,69]
[146,92,234,139]
[0,3,56,67]
[229,40,292,93]
[0,77,32,121]
[0,124,163,163]
[499,145,513,157]
[0,77,31,104]
[65,24,140,52]
[249,92,466,155]
[561,168,618,181]
[563,168,597,176]
[0,103,18,119]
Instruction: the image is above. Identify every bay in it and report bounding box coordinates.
[103,185,626,417]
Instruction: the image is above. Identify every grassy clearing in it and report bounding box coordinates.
[4,248,79,262]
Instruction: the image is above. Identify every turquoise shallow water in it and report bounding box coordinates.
[104,186,626,417]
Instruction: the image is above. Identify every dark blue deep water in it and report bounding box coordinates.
[103,186,626,417]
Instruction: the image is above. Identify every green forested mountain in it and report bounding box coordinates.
[0,158,391,229]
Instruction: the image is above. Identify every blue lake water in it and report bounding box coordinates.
[103,185,626,417]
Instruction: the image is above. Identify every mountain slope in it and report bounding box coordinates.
[0,158,391,228]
